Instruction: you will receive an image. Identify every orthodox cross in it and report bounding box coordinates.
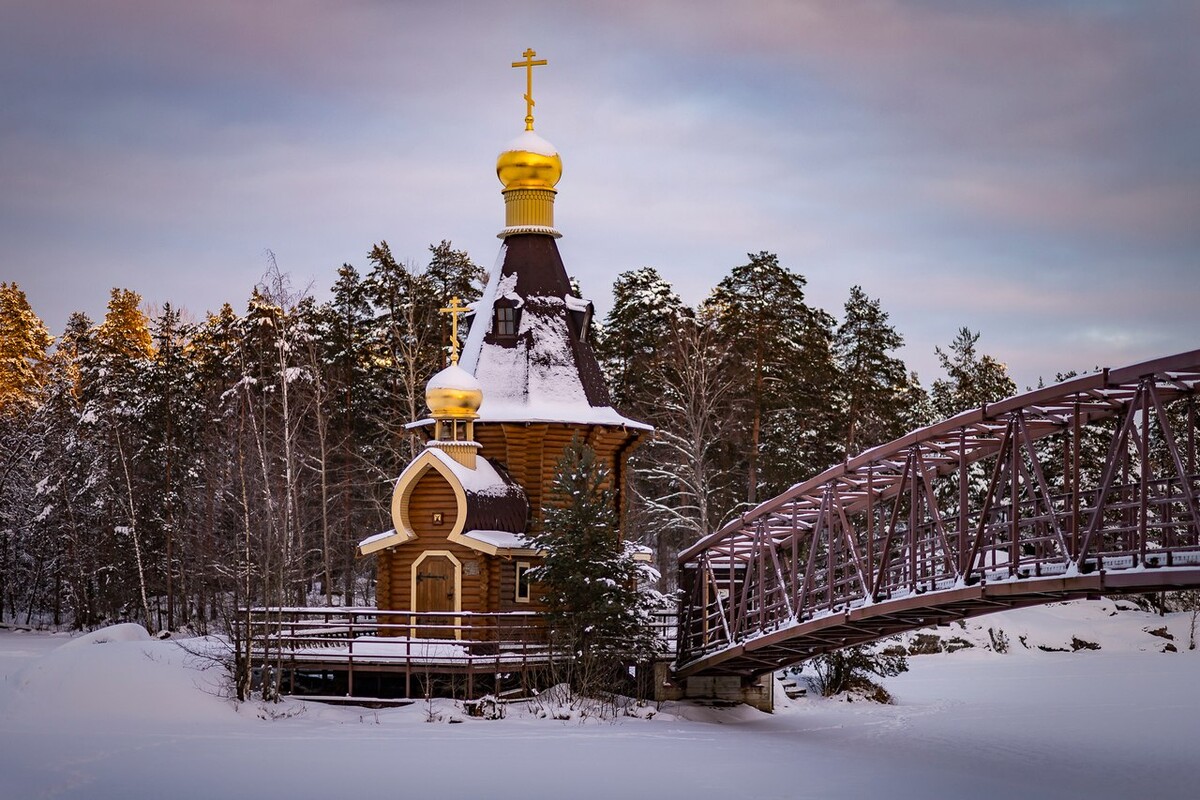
[439,296,469,365]
[511,48,547,131]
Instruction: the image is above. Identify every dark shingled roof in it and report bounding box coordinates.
[462,460,529,534]
[457,234,650,429]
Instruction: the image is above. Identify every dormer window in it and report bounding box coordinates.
[564,295,593,342]
[493,301,519,338]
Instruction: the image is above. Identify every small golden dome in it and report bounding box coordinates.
[497,131,562,190]
[426,364,483,420]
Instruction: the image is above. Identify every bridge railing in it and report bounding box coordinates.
[676,349,1200,671]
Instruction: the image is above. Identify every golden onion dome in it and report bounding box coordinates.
[425,364,483,420]
[497,130,562,191]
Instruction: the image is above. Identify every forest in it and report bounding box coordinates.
[0,242,1021,631]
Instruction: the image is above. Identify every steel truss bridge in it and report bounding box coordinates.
[675,349,1200,679]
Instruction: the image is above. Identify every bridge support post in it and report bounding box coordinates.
[653,662,774,712]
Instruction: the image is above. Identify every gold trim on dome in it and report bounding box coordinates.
[497,224,562,240]
[500,185,557,235]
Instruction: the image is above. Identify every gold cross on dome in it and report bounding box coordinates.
[511,48,547,131]
[439,296,469,365]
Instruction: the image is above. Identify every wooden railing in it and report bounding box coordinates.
[239,607,554,659]
[235,607,678,697]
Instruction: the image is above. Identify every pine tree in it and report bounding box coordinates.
[316,264,382,603]
[140,304,202,629]
[758,302,841,495]
[930,328,1018,516]
[425,240,486,306]
[95,288,154,361]
[79,289,157,627]
[896,370,935,434]
[931,327,1017,418]
[705,252,841,504]
[0,283,54,622]
[188,303,246,628]
[528,439,665,694]
[0,282,53,415]
[31,313,106,627]
[364,241,440,463]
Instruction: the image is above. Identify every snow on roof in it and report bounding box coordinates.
[423,446,511,496]
[473,400,652,429]
[459,242,649,430]
[358,529,396,550]
[458,244,507,374]
[471,302,651,426]
[461,529,534,551]
[563,294,590,313]
[448,234,656,437]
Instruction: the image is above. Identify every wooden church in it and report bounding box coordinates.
[357,51,651,636]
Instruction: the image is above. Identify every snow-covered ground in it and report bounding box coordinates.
[1,602,1197,800]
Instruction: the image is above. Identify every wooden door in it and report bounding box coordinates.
[415,555,456,639]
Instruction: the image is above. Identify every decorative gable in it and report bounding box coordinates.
[358,447,531,557]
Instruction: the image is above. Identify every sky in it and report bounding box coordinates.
[2,0,1197,390]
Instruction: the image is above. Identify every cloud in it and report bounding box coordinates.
[1,0,1197,397]
[925,172,1200,241]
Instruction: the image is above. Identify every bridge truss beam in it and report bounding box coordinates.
[675,349,1200,678]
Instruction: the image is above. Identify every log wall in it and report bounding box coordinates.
[474,422,641,536]
[373,422,643,619]
[381,470,487,614]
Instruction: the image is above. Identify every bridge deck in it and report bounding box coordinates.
[676,562,1200,677]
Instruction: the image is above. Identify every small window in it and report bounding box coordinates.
[494,306,516,337]
[515,562,532,603]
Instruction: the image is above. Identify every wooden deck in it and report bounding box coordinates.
[236,607,567,699]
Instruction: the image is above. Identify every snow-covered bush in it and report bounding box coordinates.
[804,642,908,703]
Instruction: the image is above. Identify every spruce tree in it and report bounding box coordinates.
[528,439,665,693]
[597,267,689,413]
